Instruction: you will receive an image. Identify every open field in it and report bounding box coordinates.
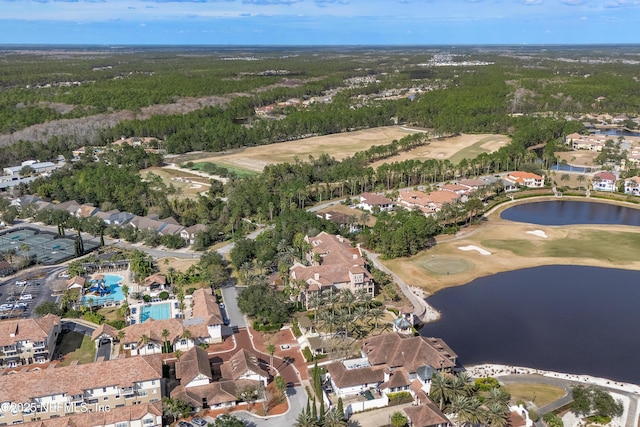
[141,167,211,200]
[503,383,567,408]
[382,197,640,294]
[371,133,510,168]
[548,170,593,190]
[193,126,419,172]
[555,150,599,166]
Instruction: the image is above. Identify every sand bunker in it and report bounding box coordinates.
[458,245,491,255]
[527,230,548,238]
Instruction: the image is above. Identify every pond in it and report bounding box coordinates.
[500,200,640,226]
[420,265,640,383]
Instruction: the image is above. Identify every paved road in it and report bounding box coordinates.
[207,385,307,427]
[361,249,430,320]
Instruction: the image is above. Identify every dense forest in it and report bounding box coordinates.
[2,45,639,259]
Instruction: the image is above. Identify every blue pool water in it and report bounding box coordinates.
[140,303,171,322]
[81,274,125,306]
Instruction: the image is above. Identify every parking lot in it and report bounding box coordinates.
[0,266,66,319]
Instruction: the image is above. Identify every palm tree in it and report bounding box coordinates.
[484,402,509,427]
[266,343,276,370]
[307,292,323,324]
[369,307,385,331]
[181,329,193,346]
[451,396,483,427]
[294,410,317,427]
[174,349,182,361]
[450,372,474,399]
[484,386,509,409]
[323,407,347,427]
[430,372,451,410]
[340,289,356,315]
[161,329,170,353]
[121,284,130,301]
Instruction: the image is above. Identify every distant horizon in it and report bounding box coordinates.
[2,42,640,48]
[2,1,639,46]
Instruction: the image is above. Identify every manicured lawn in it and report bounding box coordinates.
[503,383,567,407]
[54,330,96,366]
[98,306,121,322]
[192,161,257,177]
[483,230,640,263]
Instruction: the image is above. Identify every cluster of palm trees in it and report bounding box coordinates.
[429,372,511,427]
[306,288,389,340]
[295,402,347,427]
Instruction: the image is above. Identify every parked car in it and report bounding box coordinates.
[15,280,27,286]
[19,294,32,300]
[177,422,193,427]
[191,418,207,426]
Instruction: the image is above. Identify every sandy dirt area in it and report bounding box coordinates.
[141,167,211,199]
[383,198,640,294]
[554,150,599,166]
[371,133,509,168]
[197,126,419,173]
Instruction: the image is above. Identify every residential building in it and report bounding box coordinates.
[170,347,269,411]
[439,183,469,196]
[19,401,163,427]
[289,232,374,308]
[397,189,461,215]
[624,176,640,195]
[505,172,544,188]
[184,288,224,345]
[404,398,451,427]
[75,204,100,219]
[0,314,61,367]
[592,171,617,192]
[325,333,457,399]
[565,133,607,152]
[356,192,394,212]
[180,224,208,245]
[0,355,163,425]
[118,318,190,356]
[316,211,360,233]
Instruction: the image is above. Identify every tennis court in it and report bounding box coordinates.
[0,227,99,265]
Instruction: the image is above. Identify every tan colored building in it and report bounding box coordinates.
[171,347,269,411]
[505,171,544,188]
[0,314,61,368]
[0,355,163,425]
[19,401,163,427]
[290,232,374,308]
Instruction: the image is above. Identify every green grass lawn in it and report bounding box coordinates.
[192,161,257,177]
[448,136,506,164]
[482,230,640,263]
[503,383,567,407]
[54,330,96,366]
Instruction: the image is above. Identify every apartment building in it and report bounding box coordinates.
[0,314,61,368]
[0,355,163,425]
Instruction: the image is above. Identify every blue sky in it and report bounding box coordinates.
[1,0,639,45]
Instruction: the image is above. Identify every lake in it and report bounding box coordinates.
[422,200,640,383]
[420,265,640,383]
[500,200,640,226]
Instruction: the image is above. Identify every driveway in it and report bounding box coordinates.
[225,385,308,427]
[220,285,246,328]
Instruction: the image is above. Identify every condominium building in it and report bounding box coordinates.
[0,314,61,368]
[0,355,163,425]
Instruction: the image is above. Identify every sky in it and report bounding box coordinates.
[1,0,639,46]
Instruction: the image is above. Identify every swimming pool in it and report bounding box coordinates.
[140,302,171,322]
[81,274,125,306]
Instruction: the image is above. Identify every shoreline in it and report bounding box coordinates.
[465,363,640,392]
